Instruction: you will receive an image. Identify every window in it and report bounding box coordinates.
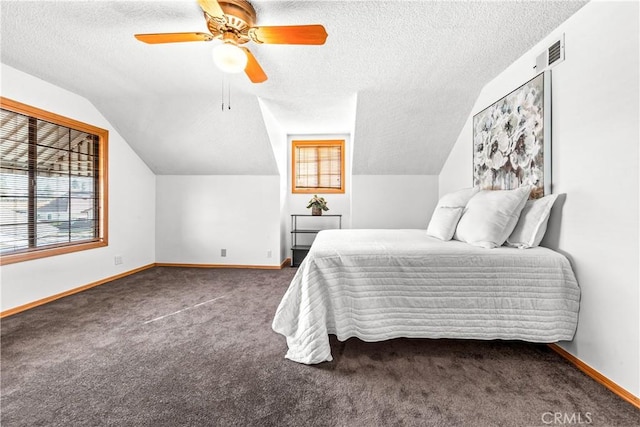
[0,98,108,265]
[292,140,345,194]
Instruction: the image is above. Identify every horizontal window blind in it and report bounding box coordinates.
[292,140,345,193]
[1,107,101,256]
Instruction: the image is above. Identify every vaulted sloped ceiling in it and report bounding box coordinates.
[94,94,278,175]
[0,1,586,176]
[353,89,473,175]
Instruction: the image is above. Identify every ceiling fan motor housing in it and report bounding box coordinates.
[205,0,257,44]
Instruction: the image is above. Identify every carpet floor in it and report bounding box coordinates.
[1,266,638,426]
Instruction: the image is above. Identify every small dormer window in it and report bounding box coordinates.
[292,140,345,194]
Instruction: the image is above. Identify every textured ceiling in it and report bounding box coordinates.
[0,0,586,175]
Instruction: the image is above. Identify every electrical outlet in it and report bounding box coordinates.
[267,250,272,258]
[221,249,227,257]
[114,255,123,265]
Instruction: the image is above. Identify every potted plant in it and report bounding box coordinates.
[307,195,329,216]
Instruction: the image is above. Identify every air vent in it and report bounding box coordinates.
[535,33,565,72]
[548,40,562,65]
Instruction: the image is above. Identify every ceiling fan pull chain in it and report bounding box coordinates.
[221,76,225,111]
[220,75,233,111]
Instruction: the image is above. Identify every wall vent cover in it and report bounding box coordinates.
[536,33,565,72]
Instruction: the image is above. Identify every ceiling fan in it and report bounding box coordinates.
[134,0,328,83]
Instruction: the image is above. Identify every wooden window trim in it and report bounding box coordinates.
[292,139,345,194]
[0,97,109,265]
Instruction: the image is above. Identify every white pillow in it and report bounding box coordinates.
[427,207,464,240]
[455,186,532,249]
[506,194,559,248]
[426,187,479,241]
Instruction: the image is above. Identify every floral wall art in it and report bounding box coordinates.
[473,72,551,197]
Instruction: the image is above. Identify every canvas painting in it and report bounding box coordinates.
[473,72,550,196]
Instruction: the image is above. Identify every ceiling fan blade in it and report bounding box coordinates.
[249,25,328,45]
[197,0,226,21]
[134,32,214,44]
[242,48,267,83]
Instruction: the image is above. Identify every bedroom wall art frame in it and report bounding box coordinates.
[473,71,551,196]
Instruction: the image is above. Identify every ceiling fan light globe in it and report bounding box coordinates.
[212,43,248,73]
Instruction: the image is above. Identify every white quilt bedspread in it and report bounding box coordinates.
[272,229,580,364]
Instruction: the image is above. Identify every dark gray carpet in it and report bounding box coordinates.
[1,267,638,426]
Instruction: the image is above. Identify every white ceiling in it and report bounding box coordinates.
[0,0,586,175]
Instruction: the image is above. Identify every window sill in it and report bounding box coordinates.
[0,239,108,266]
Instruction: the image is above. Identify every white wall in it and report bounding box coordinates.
[352,175,439,229]
[0,64,156,311]
[155,175,281,266]
[258,99,290,262]
[439,2,639,397]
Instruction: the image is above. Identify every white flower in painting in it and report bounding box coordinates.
[490,149,508,169]
[503,112,520,136]
[494,130,509,153]
[482,135,508,170]
[509,131,538,170]
[524,134,540,158]
[518,113,541,137]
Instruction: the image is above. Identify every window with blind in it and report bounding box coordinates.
[292,140,345,194]
[0,98,108,265]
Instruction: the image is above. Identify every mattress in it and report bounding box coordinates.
[272,229,580,364]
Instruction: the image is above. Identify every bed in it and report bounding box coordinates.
[272,229,580,364]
